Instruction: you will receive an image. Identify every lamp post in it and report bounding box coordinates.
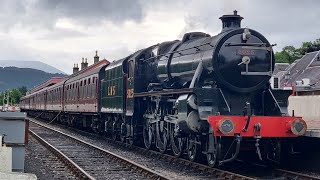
[2,93,5,111]
[7,91,10,106]
[2,93,5,106]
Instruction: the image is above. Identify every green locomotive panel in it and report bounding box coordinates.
[101,63,125,113]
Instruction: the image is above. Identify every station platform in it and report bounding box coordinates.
[305,129,320,138]
[0,112,37,180]
[0,172,36,180]
[303,120,320,138]
[288,95,320,138]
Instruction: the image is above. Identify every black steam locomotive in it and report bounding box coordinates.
[21,11,306,167]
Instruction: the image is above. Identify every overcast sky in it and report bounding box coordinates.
[0,0,319,74]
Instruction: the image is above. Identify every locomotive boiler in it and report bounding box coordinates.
[21,11,307,167]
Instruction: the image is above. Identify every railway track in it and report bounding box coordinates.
[29,118,254,180]
[28,117,320,180]
[29,121,169,180]
[274,169,320,180]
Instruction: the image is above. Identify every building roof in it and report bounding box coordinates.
[276,50,320,89]
[273,63,289,74]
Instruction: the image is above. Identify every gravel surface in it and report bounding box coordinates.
[25,134,78,180]
[29,119,219,180]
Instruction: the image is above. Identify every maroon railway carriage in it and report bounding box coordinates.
[64,60,108,113]
[46,80,66,112]
[21,59,110,124]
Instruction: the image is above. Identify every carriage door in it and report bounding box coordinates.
[126,60,134,116]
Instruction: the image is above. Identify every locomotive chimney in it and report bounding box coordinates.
[81,57,85,70]
[73,63,79,74]
[94,50,99,64]
[84,58,88,68]
[219,10,243,32]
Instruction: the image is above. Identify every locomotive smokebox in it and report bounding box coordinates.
[219,10,243,32]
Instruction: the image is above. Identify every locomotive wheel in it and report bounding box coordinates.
[143,122,153,149]
[170,125,183,157]
[156,121,168,153]
[187,135,199,161]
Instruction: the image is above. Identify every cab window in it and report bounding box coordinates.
[128,61,134,78]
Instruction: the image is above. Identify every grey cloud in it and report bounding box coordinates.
[36,0,144,24]
[0,0,145,31]
[37,29,88,40]
[0,38,35,60]
[175,0,320,51]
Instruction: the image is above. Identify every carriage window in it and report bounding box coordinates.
[88,78,91,84]
[128,61,134,78]
[84,80,87,86]
[88,85,91,98]
[92,77,95,84]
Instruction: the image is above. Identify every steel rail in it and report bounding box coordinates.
[275,168,320,180]
[29,129,95,180]
[29,120,170,180]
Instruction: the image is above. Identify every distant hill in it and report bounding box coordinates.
[0,67,65,92]
[0,60,66,74]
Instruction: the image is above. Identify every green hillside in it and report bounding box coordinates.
[0,67,65,92]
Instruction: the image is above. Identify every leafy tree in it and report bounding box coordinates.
[0,86,28,106]
[18,86,28,96]
[275,51,290,63]
[275,46,301,64]
[275,38,320,64]
[300,41,313,55]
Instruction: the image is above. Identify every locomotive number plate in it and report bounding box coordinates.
[237,49,255,56]
[108,86,116,96]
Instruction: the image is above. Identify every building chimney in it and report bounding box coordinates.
[73,63,79,74]
[84,58,88,68]
[219,10,243,32]
[94,50,100,64]
[81,58,85,70]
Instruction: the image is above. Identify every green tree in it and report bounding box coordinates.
[275,51,290,63]
[18,86,28,96]
[275,38,320,64]
[283,46,302,63]
[0,87,26,106]
[10,89,22,105]
[300,41,313,55]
